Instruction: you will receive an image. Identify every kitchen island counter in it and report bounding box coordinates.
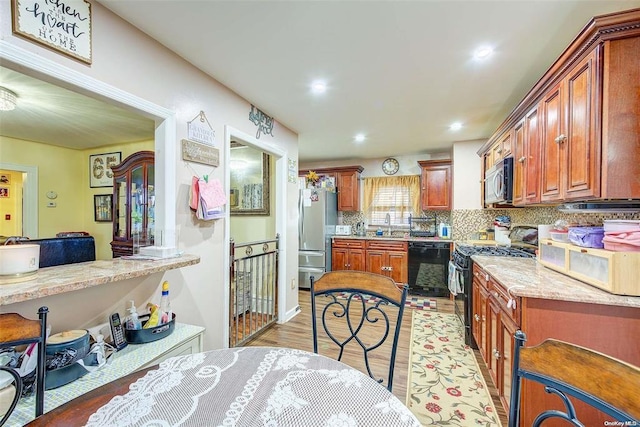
[472,256,640,308]
[0,254,200,306]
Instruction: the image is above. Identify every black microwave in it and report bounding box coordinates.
[485,156,513,205]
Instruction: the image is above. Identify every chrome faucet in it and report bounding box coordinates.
[385,213,392,236]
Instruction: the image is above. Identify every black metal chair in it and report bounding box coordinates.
[508,330,640,426]
[310,271,408,391]
[0,307,48,426]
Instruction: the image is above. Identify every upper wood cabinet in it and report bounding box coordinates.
[299,166,363,211]
[478,9,640,205]
[111,151,155,258]
[417,160,452,210]
[541,48,600,203]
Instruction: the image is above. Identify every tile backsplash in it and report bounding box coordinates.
[452,207,640,240]
[342,207,639,241]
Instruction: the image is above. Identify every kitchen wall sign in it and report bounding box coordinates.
[11,0,92,65]
[181,139,220,167]
[187,111,215,145]
[89,152,121,188]
[249,104,274,139]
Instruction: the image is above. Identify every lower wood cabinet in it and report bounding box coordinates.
[331,238,408,284]
[365,240,408,284]
[472,263,640,426]
[331,239,366,271]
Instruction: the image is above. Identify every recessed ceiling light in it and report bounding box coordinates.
[473,46,493,60]
[311,80,327,94]
[354,134,366,143]
[449,122,463,131]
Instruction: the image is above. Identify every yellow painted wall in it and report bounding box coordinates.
[0,169,23,237]
[0,136,154,259]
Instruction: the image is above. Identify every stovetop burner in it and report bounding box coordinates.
[453,244,535,269]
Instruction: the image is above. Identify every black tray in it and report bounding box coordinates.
[125,313,175,344]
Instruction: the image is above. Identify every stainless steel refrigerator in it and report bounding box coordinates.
[298,189,337,289]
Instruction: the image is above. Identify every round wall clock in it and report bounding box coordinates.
[382,158,399,175]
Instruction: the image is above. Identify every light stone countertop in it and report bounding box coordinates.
[472,256,640,309]
[0,254,200,306]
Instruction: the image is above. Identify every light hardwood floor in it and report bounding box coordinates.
[244,290,507,426]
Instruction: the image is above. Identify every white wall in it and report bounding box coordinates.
[452,140,484,210]
[0,2,299,350]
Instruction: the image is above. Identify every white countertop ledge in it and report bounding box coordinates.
[0,254,200,306]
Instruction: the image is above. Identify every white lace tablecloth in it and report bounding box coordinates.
[84,347,421,427]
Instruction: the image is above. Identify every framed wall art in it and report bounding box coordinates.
[90,152,121,188]
[11,0,93,64]
[94,194,112,222]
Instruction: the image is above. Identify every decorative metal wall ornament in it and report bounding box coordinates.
[249,104,274,139]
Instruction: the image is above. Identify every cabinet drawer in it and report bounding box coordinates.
[365,240,408,251]
[332,239,365,249]
[473,264,490,289]
[489,279,520,325]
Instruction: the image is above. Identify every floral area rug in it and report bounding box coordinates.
[407,311,501,426]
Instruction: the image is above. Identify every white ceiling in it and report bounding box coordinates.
[2,1,639,161]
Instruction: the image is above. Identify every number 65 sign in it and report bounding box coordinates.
[89,152,121,188]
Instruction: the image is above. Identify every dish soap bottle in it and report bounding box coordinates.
[159,281,172,325]
[126,300,142,330]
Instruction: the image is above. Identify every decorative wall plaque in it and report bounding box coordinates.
[249,104,274,139]
[181,139,219,167]
[12,0,92,64]
[187,111,215,145]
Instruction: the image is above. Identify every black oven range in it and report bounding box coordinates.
[451,244,535,348]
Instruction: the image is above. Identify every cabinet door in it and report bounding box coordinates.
[472,279,482,350]
[336,170,359,211]
[365,250,386,275]
[488,300,500,386]
[349,248,366,272]
[512,119,525,205]
[541,82,564,202]
[479,285,489,363]
[564,49,600,200]
[332,248,349,271]
[501,130,512,158]
[490,141,503,164]
[524,104,541,204]
[499,313,518,412]
[420,162,451,210]
[387,251,408,284]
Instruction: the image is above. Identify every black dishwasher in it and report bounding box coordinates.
[407,241,451,297]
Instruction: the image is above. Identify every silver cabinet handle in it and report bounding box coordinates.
[518,156,526,163]
[474,314,480,322]
[493,349,501,359]
[554,134,567,144]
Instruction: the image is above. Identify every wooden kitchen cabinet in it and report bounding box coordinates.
[472,267,490,362]
[479,9,640,205]
[417,160,451,210]
[331,239,366,271]
[299,166,363,211]
[365,240,408,284]
[541,48,599,203]
[111,151,155,258]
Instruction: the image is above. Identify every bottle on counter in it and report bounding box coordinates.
[125,300,142,330]
[159,281,172,325]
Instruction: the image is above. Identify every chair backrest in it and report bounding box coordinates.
[508,330,640,427]
[0,307,48,426]
[310,271,408,391]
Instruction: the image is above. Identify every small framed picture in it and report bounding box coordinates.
[90,152,121,188]
[0,174,10,184]
[0,187,9,198]
[94,194,113,222]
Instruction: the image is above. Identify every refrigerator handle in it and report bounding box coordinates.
[298,191,304,247]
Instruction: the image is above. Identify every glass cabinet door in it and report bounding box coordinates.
[115,176,128,239]
[147,164,155,244]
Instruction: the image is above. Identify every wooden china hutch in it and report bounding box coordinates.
[110,151,155,258]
